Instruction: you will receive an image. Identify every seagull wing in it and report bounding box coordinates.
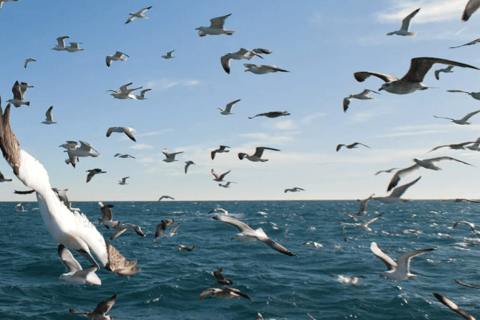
[260,236,297,257]
[123,129,136,142]
[218,170,231,180]
[433,293,476,320]
[389,176,421,198]
[401,57,480,83]
[263,65,289,72]
[461,109,480,121]
[450,38,480,49]
[125,16,136,24]
[227,288,253,300]
[86,171,96,183]
[359,194,374,212]
[220,55,231,74]
[91,293,117,316]
[387,164,420,192]
[45,106,53,121]
[212,215,254,233]
[225,99,241,112]
[395,248,436,275]
[354,72,398,83]
[119,83,132,93]
[169,223,181,235]
[213,268,227,282]
[434,69,441,80]
[400,8,420,31]
[427,144,449,153]
[199,288,219,301]
[253,147,280,157]
[138,6,152,14]
[110,226,128,240]
[12,81,22,100]
[351,142,370,148]
[447,90,471,94]
[56,36,69,46]
[343,98,350,112]
[370,242,397,270]
[58,244,82,273]
[463,0,480,22]
[455,279,480,289]
[162,149,170,157]
[210,13,231,28]
[79,141,97,153]
[100,204,114,221]
[211,169,219,179]
[155,222,166,238]
[427,156,474,166]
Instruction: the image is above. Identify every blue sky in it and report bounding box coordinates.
[1,0,480,201]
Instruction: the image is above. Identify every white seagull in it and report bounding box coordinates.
[42,106,56,124]
[249,111,290,119]
[114,153,135,159]
[125,6,152,24]
[199,288,252,301]
[106,127,136,142]
[154,219,175,241]
[463,0,480,22]
[238,147,280,162]
[447,89,480,101]
[65,42,84,53]
[185,160,195,174]
[97,202,120,230]
[343,89,379,112]
[135,88,151,100]
[212,215,297,257]
[163,148,183,163]
[106,51,129,67]
[196,13,236,37]
[107,82,142,100]
[371,242,436,281]
[221,48,262,74]
[244,63,289,74]
[162,50,175,59]
[336,213,383,232]
[211,145,230,159]
[212,169,231,182]
[354,57,479,95]
[65,141,101,168]
[374,176,421,204]
[57,244,101,286]
[218,99,240,115]
[24,58,35,69]
[8,80,32,108]
[118,177,129,185]
[428,141,475,153]
[434,65,454,79]
[52,36,69,51]
[437,110,480,125]
[386,8,420,37]
[110,223,146,241]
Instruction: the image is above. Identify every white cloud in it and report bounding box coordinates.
[129,143,154,150]
[147,78,201,90]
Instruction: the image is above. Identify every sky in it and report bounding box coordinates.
[1,0,480,201]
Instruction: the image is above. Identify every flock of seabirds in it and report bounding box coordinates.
[5,1,480,319]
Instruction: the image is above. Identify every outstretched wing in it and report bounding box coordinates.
[353,72,398,83]
[210,13,231,28]
[401,57,479,83]
[92,294,118,316]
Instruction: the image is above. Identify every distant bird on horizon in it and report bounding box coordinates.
[212,169,231,182]
[434,65,454,79]
[343,89,379,112]
[386,8,420,37]
[114,153,135,159]
[52,36,69,51]
[57,244,101,285]
[221,48,262,74]
[86,168,106,183]
[433,293,476,320]
[211,145,230,160]
[238,147,280,162]
[65,42,84,53]
[158,195,175,201]
[162,50,175,59]
[106,127,136,142]
[462,0,480,22]
[185,160,195,174]
[125,6,152,24]
[244,63,289,74]
[196,13,235,37]
[285,187,304,193]
[434,110,480,125]
[163,148,183,162]
[336,142,370,152]
[248,111,290,119]
[42,106,56,124]
[428,141,475,153]
[135,88,151,100]
[118,177,129,185]
[69,293,117,319]
[199,288,252,301]
[218,99,241,115]
[24,58,35,69]
[106,51,129,67]
[374,177,422,204]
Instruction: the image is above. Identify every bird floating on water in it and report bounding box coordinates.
[196,13,235,37]
[386,8,420,37]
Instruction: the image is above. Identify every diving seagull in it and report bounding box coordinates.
[211,145,230,159]
[65,42,84,53]
[52,36,69,51]
[163,148,183,162]
[374,176,421,204]
[428,141,475,153]
[218,99,240,115]
[343,89,379,112]
[86,168,106,183]
[69,294,118,319]
[158,195,174,201]
[177,244,195,251]
[434,110,480,125]
[370,242,436,281]
[211,169,231,182]
[114,153,135,159]
[65,141,101,168]
[106,51,129,67]
[285,187,304,193]
[387,157,474,191]
[447,90,480,101]
[118,177,129,185]
[433,293,476,320]
[336,142,370,152]
[199,288,252,301]
[106,127,136,142]
[213,268,232,286]
[249,111,290,119]
[221,49,262,74]
[125,6,152,24]
[185,160,195,174]
[0,103,139,275]
[462,0,480,22]
[135,88,151,100]
[354,57,479,95]
[196,13,236,37]
[8,80,32,107]
[57,244,101,285]
[98,202,120,230]
[375,168,398,175]
[162,50,175,59]
[212,215,297,257]
[107,82,142,100]
[386,8,420,37]
[244,63,289,74]
[110,223,145,241]
[434,65,454,79]
[238,147,280,162]
[42,106,56,124]
[24,58,35,69]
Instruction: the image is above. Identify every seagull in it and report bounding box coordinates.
[86,168,106,183]
[218,99,241,115]
[0,0,19,11]
[336,213,383,232]
[125,6,152,24]
[57,244,101,286]
[154,219,175,241]
[447,89,480,100]
[65,42,84,53]
[451,38,480,49]
[52,188,79,212]
[162,50,175,59]
[374,176,421,204]
[59,141,79,150]
[434,65,454,79]
[107,82,142,100]
[65,141,101,168]
[467,138,480,151]
[338,194,374,216]
[370,242,436,281]
[196,13,235,37]
[343,89,379,112]
[0,170,12,182]
[387,157,474,191]
[106,127,136,142]
[211,145,230,159]
[428,141,475,153]
[106,51,129,67]
[375,168,398,175]
[177,244,195,251]
[221,49,262,74]
[118,177,129,185]
[52,36,69,51]
[158,195,174,201]
[246,48,273,59]
[69,294,118,319]
[185,160,195,174]
[463,0,480,22]
[15,203,26,212]
[285,187,305,193]
[434,110,480,125]
[433,293,476,320]
[163,148,183,162]
[211,169,231,182]
[135,89,151,100]
[386,8,420,37]
[42,106,56,124]
[248,111,290,119]
[198,288,252,301]
[354,57,479,95]
[452,221,480,236]
[219,181,236,188]
[213,268,232,286]
[114,153,135,159]
[336,142,370,152]
[238,147,280,162]
[8,80,31,107]
[24,58,35,69]
[110,223,146,241]
[244,63,289,74]
[212,215,297,257]
[455,279,480,289]
[0,104,139,275]
[98,202,120,230]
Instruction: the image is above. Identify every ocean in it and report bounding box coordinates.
[0,200,478,319]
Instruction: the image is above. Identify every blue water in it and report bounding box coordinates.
[0,200,478,319]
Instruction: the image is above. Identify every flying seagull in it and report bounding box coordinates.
[285,187,305,193]
[65,141,101,168]
[221,48,262,74]
[24,58,35,69]
[212,215,297,257]
[336,212,384,232]
[433,292,476,320]
[354,57,479,95]
[447,89,480,100]
[114,153,135,159]
[211,145,230,159]
[213,268,232,286]
[248,111,290,119]
[434,110,480,125]
[211,169,231,182]
[65,42,84,53]
[106,127,136,142]
[238,147,280,162]
[107,82,142,100]
[110,223,146,241]
[178,244,195,251]
[434,66,454,79]
[387,157,474,191]
[118,177,129,185]
[184,160,195,174]
[86,168,106,183]
[135,88,151,100]
[462,0,480,22]
[14,189,35,194]
[163,148,183,162]
[42,106,56,124]
[336,142,370,152]
[199,287,252,301]
[375,168,398,175]
[452,221,480,236]
[57,244,101,285]
[343,89,379,112]
[8,80,32,107]
[52,36,69,51]
[158,195,174,201]
[0,103,139,275]
[428,141,475,153]
[467,137,480,151]
[69,294,118,319]
[154,219,175,241]
[244,63,289,74]
[52,188,79,212]
[338,194,374,216]
[98,202,120,230]
[106,51,129,67]
[386,8,420,37]
[125,6,152,24]
[162,50,175,59]
[370,242,436,280]
[196,13,235,37]
[218,99,241,115]
[374,176,422,204]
